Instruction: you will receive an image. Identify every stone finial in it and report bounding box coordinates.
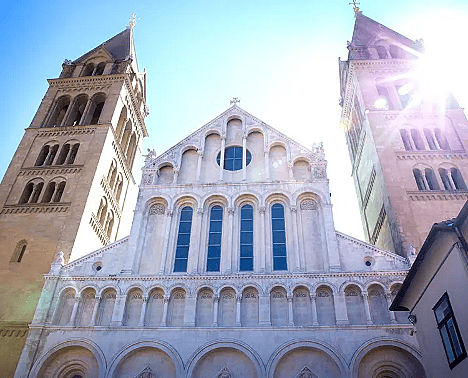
[49,251,65,274]
[144,148,157,164]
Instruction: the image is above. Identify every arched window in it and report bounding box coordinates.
[413,169,427,190]
[115,107,127,140]
[56,144,70,165]
[30,182,44,203]
[424,129,437,150]
[105,211,114,238]
[272,203,287,271]
[42,182,56,203]
[97,198,108,225]
[82,63,94,77]
[375,86,391,110]
[389,44,404,59]
[439,168,454,190]
[89,94,106,125]
[239,204,254,271]
[174,206,193,273]
[451,168,467,190]
[35,145,50,166]
[97,289,116,326]
[108,164,117,188]
[19,182,34,204]
[10,240,27,263]
[375,45,387,59]
[207,205,223,272]
[411,129,425,150]
[435,128,450,150]
[115,179,123,202]
[126,133,137,165]
[53,182,66,202]
[47,96,70,127]
[94,62,106,76]
[67,143,80,164]
[425,168,440,190]
[66,95,88,126]
[399,130,413,151]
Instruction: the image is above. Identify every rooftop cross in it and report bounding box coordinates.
[230,97,241,106]
[349,0,361,13]
[128,13,140,28]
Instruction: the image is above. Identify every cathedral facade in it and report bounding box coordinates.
[2,10,446,378]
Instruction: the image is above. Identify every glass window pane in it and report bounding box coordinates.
[447,318,463,357]
[273,244,287,257]
[435,297,451,323]
[241,231,253,244]
[180,207,193,221]
[272,230,286,243]
[211,206,223,220]
[271,204,284,218]
[234,159,242,170]
[207,258,220,272]
[209,233,222,245]
[241,206,253,218]
[246,151,252,165]
[177,234,190,246]
[240,245,253,257]
[210,220,222,232]
[178,222,192,234]
[441,326,456,362]
[226,147,235,158]
[208,245,221,258]
[241,219,253,231]
[216,153,221,165]
[240,258,253,271]
[274,256,288,271]
[174,259,187,272]
[272,218,285,230]
[175,246,189,258]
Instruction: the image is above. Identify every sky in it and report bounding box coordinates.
[1,0,468,240]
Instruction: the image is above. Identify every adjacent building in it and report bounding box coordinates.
[391,200,468,377]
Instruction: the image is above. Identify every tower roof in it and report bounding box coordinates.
[73,27,139,70]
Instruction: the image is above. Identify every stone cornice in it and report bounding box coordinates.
[30,125,97,137]
[395,150,467,160]
[351,59,414,74]
[18,165,84,176]
[407,190,468,201]
[1,202,71,214]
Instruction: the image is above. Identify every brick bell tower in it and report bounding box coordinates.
[339,10,468,257]
[0,22,148,376]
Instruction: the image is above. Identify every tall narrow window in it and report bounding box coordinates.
[30,182,44,203]
[35,145,49,166]
[435,128,450,150]
[375,45,387,59]
[42,182,56,203]
[451,168,467,190]
[56,144,70,165]
[376,86,391,110]
[433,293,467,369]
[272,203,287,271]
[424,129,437,150]
[11,240,27,263]
[439,168,454,190]
[53,182,66,202]
[400,129,413,150]
[207,205,223,272]
[67,143,79,164]
[413,169,427,190]
[411,129,425,150]
[19,183,34,204]
[240,204,254,271]
[425,168,440,190]
[174,206,193,273]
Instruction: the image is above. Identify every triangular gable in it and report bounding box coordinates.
[350,13,414,48]
[144,105,321,170]
[73,28,136,67]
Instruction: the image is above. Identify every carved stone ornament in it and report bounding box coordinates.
[345,289,359,297]
[53,251,65,265]
[317,289,330,297]
[312,166,326,179]
[300,200,317,211]
[135,365,156,378]
[142,173,154,185]
[215,367,232,378]
[149,204,165,215]
[295,291,308,298]
[272,291,285,299]
[295,366,317,378]
[143,148,157,165]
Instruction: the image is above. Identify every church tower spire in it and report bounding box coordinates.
[339,13,468,257]
[0,27,148,376]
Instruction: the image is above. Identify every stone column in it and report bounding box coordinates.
[159,209,174,274]
[196,150,203,182]
[321,204,341,271]
[409,134,417,151]
[110,294,127,327]
[218,136,226,181]
[79,99,93,125]
[60,100,75,126]
[90,296,101,326]
[334,293,349,325]
[259,207,266,273]
[287,294,295,326]
[310,295,319,326]
[213,295,219,327]
[290,206,301,271]
[431,129,441,150]
[385,292,397,324]
[225,207,235,274]
[184,295,197,327]
[160,296,170,327]
[68,297,81,326]
[188,208,203,274]
[138,296,148,327]
[264,151,270,180]
[258,294,271,326]
[172,168,179,184]
[362,291,373,325]
[242,135,247,181]
[288,162,294,180]
[236,295,242,326]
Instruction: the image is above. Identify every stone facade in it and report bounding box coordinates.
[0,27,148,376]
[14,105,425,377]
[339,12,468,256]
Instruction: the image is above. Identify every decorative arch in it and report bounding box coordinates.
[105,340,184,378]
[98,284,121,296]
[124,284,148,296]
[172,193,200,209]
[185,339,265,378]
[265,192,291,207]
[339,280,365,294]
[266,339,348,378]
[29,339,107,378]
[293,188,329,206]
[202,193,230,208]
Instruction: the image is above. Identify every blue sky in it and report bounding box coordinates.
[1,0,467,239]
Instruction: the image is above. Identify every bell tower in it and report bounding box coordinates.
[0,24,148,376]
[339,11,468,256]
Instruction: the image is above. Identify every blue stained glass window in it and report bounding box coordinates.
[216,146,252,171]
[207,205,223,272]
[240,204,254,271]
[272,203,287,271]
[174,206,193,272]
